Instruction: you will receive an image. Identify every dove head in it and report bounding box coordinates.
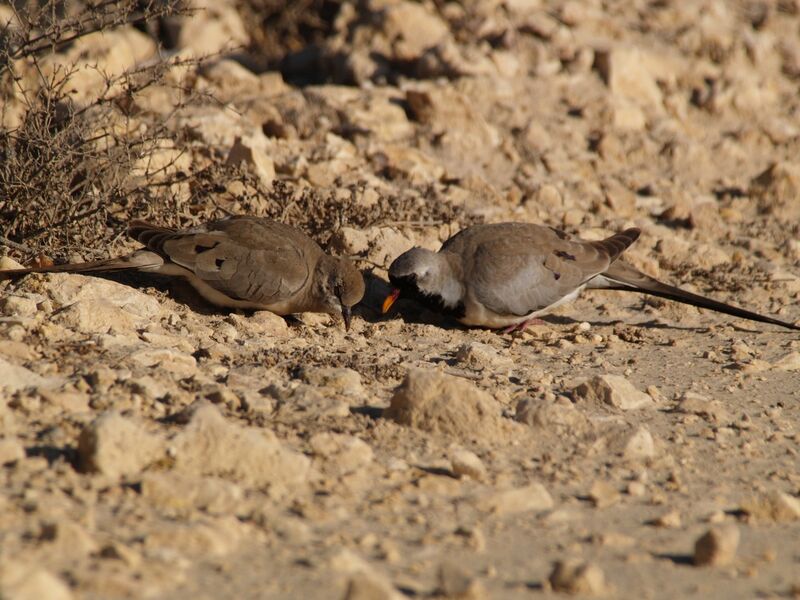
[314,255,365,330]
[384,247,464,316]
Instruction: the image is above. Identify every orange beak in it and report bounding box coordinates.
[382,289,401,314]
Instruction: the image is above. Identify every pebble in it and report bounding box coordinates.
[549,559,606,595]
[741,490,800,523]
[574,375,654,410]
[477,483,554,515]
[589,480,620,508]
[694,524,740,566]
[384,370,504,439]
[450,448,488,481]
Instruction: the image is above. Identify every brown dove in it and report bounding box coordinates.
[381,222,799,332]
[0,216,365,329]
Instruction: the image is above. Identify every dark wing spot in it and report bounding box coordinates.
[194,242,219,254]
[554,250,576,261]
[215,258,225,269]
[549,227,569,240]
[553,272,561,280]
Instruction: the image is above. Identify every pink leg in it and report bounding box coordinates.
[500,318,545,334]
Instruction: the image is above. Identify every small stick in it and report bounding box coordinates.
[0,235,32,254]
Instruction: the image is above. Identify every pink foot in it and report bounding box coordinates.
[500,318,545,334]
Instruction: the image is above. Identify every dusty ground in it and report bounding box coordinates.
[1,0,800,598]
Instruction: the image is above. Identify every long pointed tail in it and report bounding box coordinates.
[592,260,800,331]
[0,251,164,281]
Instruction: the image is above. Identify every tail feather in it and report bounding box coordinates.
[590,228,641,265]
[0,251,164,281]
[127,219,178,254]
[596,260,800,331]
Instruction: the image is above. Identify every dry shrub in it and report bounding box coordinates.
[0,0,194,262]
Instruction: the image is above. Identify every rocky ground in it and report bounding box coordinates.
[1,0,800,598]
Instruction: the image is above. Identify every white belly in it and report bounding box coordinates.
[458,286,585,329]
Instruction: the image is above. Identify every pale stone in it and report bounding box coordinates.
[172,402,309,488]
[549,560,606,595]
[574,375,654,410]
[450,448,488,481]
[78,412,164,479]
[694,525,740,566]
[384,370,504,439]
[476,483,554,515]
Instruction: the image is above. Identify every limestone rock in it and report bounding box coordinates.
[0,561,74,600]
[309,433,374,476]
[0,438,24,465]
[129,348,198,379]
[476,483,554,515]
[332,549,403,600]
[675,392,730,424]
[574,375,654,410]
[45,273,161,334]
[384,370,504,439]
[450,448,487,481]
[455,342,512,370]
[140,472,244,516]
[78,412,164,479]
[595,46,665,112]
[173,402,309,488]
[0,357,62,393]
[437,562,487,599]
[750,162,800,222]
[226,134,276,188]
[515,398,592,436]
[549,559,606,595]
[741,490,800,523]
[299,367,364,397]
[176,0,249,56]
[380,1,450,62]
[694,525,740,566]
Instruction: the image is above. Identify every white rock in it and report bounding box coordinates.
[476,483,553,514]
[455,342,512,370]
[0,437,24,464]
[130,348,198,378]
[226,134,276,188]
[173,402,309,488]
[140,472,244,516]
[310,433,374,476]
[622,426,657,460]
[450,448,487,481]
[741,490,800,523]
[384,370,504,439]
[549,559,606,595]
[574,375,654,410]
[176,0,249,57]
[595,46,665,112]
[589,480,620,508]
[46,273,161,333]
[78,412,164,479]
[772,352,800,371]
[0,357,62,393]
[332,549,403,600]
[676,391,729,423]
[0,561,73,600]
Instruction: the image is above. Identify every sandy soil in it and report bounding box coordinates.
[1,1,800,599]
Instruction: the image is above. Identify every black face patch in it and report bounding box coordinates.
[554,250,576,261]
[389,274,466,320]
[215,258,225,269]
[553,272,561,280]
[549,227,569,240]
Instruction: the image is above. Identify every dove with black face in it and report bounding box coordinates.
[382,222,799,332]
[1,216,365,330]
